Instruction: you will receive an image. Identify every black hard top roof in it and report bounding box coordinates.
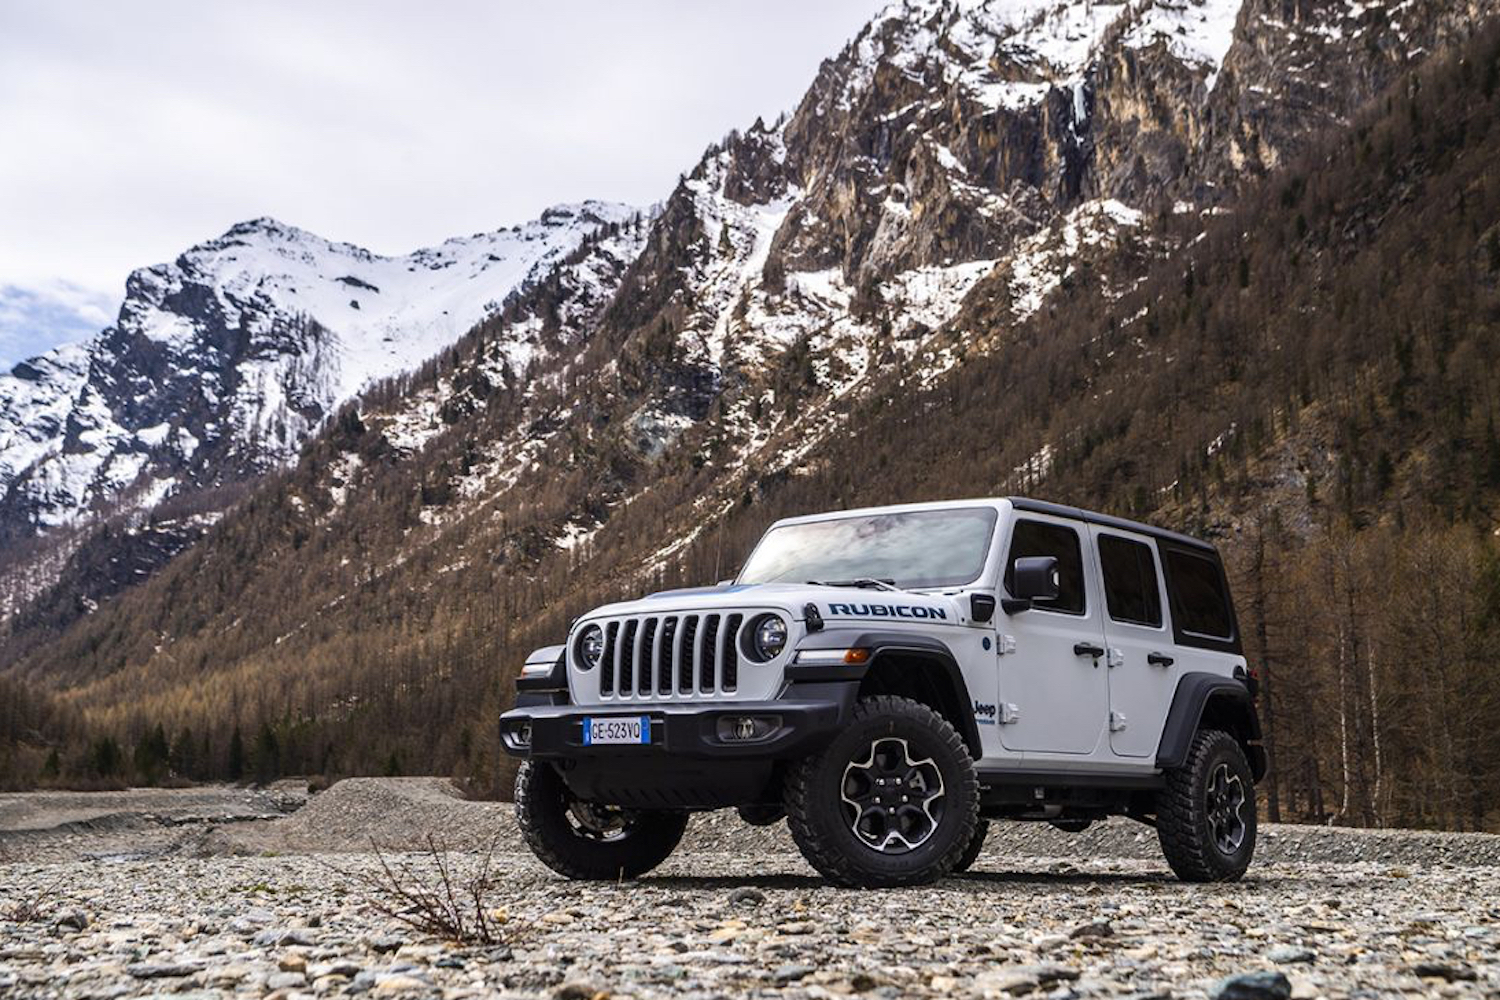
[1008,497,1218,555]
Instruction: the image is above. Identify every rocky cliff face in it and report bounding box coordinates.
[545,0,1477,524]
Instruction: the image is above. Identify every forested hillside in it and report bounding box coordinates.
[2,4,1497,832]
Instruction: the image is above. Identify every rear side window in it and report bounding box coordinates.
[1098,535,1162,627]
[1004,520,1085,615]
[1164,548,1234,640]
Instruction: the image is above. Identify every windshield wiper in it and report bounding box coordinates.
[807,578,901,592]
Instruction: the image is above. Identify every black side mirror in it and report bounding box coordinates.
[1002,556,1059,614]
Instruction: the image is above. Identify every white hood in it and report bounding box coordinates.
[583,583,975,629]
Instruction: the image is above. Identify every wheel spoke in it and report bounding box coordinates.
[566,799,638,842]
[1205,763,1247,856]
[840,736,946,855]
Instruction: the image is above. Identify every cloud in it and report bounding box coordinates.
[0,281,117,368]
[0,1,882,321]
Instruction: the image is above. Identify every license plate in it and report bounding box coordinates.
[582,716,651,746]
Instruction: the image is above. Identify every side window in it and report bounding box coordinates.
[1098,535,1163,627]
[1164,548,1234,640]
[1004,519,1085,615]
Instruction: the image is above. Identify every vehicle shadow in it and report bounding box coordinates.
[955,867,1299,890]
[643,873,832,891]
[642,867,1298,891]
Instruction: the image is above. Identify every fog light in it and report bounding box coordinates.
[507,721,532,748]
[717,715,780,742]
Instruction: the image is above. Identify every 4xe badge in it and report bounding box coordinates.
[973,699,997,725]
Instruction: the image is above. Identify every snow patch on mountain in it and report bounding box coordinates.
[1006,199,1145,320]
[1122,0,1244,91]
[843,0,1243,116]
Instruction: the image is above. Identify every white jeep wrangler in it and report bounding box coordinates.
[501,497,1267,887]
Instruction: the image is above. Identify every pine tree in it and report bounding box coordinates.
[227,726,245,781]
[91,737,121,778]
[133,724,170,785]
[254,723,280,784]
[170,728,196,780]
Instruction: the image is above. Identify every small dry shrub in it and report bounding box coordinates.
[1,866,65,924]
[332,835,507,946]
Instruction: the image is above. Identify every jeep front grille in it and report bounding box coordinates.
[592,612,743,700]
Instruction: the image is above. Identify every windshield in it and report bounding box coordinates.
[737,507,999,589]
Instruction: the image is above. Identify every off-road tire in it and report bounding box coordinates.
[954,818,990,873]
[785,695,979,888]
[1156,728,1257,882]
[515,760,687,880]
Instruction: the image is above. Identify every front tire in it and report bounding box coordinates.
[515,760,687,880]
[1156,729,1257,882]
[785,695,979,887]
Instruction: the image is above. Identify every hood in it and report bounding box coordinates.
[580,583,975,628]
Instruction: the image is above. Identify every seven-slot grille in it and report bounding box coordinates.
[593,613,743,699]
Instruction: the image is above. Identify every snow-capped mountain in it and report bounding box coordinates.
[281,0,1481,582]
[538,0,1479,513]
[2,0,1493,787]
[0,203,635,539]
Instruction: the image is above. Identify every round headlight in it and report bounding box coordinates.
[576,624,604,670]
[749,614,788,662]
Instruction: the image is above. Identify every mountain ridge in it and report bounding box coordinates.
[0,200,643,619]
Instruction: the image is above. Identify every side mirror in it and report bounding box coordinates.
[1002,556,1059,614]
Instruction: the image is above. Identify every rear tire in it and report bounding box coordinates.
[515,760,687,880]
[954,819,990,873]
[1156,729,1256,882]
[785,695,979,888]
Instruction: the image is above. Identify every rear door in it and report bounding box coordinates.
[1091,528,1176,758]
[996,514,1109,755]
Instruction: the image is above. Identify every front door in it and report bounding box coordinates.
[996,514,1109,755]
[1091,527,1178,758]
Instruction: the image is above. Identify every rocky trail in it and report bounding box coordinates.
[2,780,1497,999]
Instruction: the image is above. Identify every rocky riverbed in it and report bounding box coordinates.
[2,781,1497,999]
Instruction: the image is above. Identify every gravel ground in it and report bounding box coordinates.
[2,781,1497,999]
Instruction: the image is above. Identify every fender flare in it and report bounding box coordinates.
[789,629,982,757]
[1156,671,1268,781]
[514,644,567,694]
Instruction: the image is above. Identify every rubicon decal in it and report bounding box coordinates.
[824,602,948,620]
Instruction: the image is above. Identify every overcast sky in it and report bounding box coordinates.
[0,1,884,368]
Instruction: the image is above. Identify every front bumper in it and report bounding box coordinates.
[499,682,858,761]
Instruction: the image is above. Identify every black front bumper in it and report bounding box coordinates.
[500,682,857,761]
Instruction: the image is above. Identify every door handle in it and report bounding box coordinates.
[1147,652,1175,667]
[1073,642,1105,658]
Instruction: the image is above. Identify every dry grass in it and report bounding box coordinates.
[0,854,66,924]
[330,834,508,945]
